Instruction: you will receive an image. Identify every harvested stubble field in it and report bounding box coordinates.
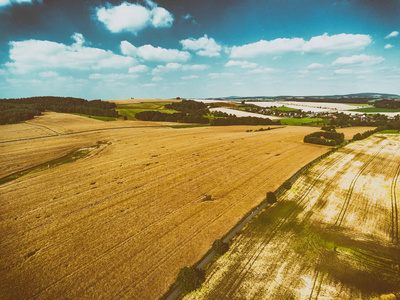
[0,111,336,300]
[185,133,400,300]
[336,126,376,140]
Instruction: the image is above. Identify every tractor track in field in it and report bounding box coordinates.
[391,163,400,244]
[335,144,387,227]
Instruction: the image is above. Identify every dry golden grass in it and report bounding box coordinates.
[0,122,58,142]
[337,126,377,140]
[187,133,400,299]
[0,115,329,300]
[24,112,160,134]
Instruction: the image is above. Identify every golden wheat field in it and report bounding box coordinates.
[185,133,400,300]
[0,112,380,299]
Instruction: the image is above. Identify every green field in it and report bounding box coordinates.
[271,106,299,112]
[115,102,178,119]
[71,113,116,121]
[280,118,324,125]
[380,129,399,133]
[349,107,400,113]
[346,103,374,107]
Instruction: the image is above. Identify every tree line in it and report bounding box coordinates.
[373,99,400,109]
[0,96,119,125]
[135,111,209,124]
[304,131,344,146]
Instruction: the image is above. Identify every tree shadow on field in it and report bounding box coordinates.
[290,222,400,296]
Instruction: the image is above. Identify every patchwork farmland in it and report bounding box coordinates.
[184,133,400,299]
[0,112,335,299]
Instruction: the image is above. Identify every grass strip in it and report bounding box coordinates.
[0,141,107,185]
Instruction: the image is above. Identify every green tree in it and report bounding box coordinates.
[283,180,292,189]
[212,239,229,255]
[177,266,205,293]
[266,192,277,204]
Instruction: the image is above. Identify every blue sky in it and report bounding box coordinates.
[0,0,399,99]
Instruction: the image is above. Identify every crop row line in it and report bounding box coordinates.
[335,144,387,227]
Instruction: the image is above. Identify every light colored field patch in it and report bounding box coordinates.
[209,107,282,119]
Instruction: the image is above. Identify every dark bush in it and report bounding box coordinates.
[212,239,229,255]
[266,192,277,204]
[177,266,205,293]
[283,180,292,190]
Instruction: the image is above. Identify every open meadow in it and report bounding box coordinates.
[185,133,400,299]
[0,112,335,299]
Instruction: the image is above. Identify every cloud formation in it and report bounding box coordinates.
[152,63,208,74]
[225,60,258,68]
[6,33,134,74]
[307,63,324,69]
[96,1,173,35]
[385,31,399,39]
[180,34,222,57]
[0,0,40,8]
[332,54,384,67]
[121,41,190,62]
[230,33,372,58]
[384,44,394,49]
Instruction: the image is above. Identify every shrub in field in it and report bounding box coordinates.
[266,192,277,204]
[212,239,229,255]
[283,180,292,190]
[177,266,205,293]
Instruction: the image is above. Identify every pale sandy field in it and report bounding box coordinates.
[186,133,400,300]
[0,112,383,299]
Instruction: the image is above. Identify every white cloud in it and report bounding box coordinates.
[332,54,384,67]
[96,1,173,35]
[152,76,163,81]
[0,0,40,8]
[6,33,134,74]
[208,72,234,79]
[128,65,148,73]
[89,73,138,80]
[334,69,372,75]
[39,71,58,77]
[180,34,222,57]
[230,33,372,58]
[152,63,208,74]
[225,60,258,69]
[334,69,354,75]
[384,44,394,49]
[317,76,335,81]
[385,31,399,39]
[307,63,324,69]
[121,41,190,62]
[246,67,277,74]
[303,33,371,53]
[182,64,208,71]
[182,75,199,80]
[142,83,157,87]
